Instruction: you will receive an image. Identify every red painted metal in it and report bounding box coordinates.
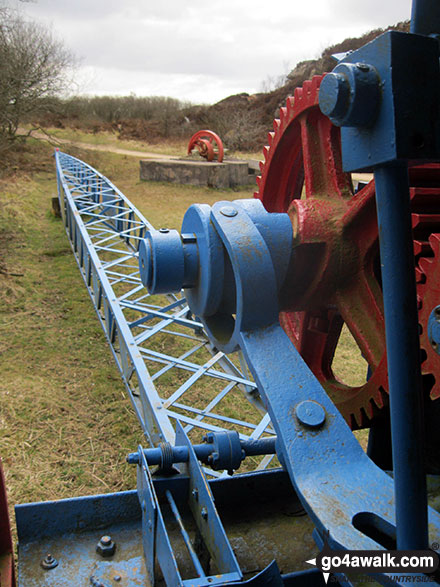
[412,170,440,402]
[0,459,15,587]
[255,75,440,428]
[187,130,224,163]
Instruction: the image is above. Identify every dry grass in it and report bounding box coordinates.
[0,136,369,537]
[0,139,262,534]
[0,144,139,534]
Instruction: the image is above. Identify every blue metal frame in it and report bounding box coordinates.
[18,1,440,584]
[318,5,440,550]
[143,196,440,584]
[54,150,277,472]
[15,467,301,585]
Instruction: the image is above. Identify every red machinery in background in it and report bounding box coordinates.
[187,129,224,162]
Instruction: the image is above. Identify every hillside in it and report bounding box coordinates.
[190,21,409,149]
[26,21,410,153]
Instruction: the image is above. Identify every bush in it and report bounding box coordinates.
[0,8,74,154]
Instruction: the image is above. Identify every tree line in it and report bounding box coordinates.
[0,6,74,154]
[0,7,268,154]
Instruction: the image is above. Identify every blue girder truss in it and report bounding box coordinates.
[54,151,275,471]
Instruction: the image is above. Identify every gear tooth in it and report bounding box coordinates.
[372,392,384,410]
[263,145,270,159]
[259,160,265,172]
[267,132,275,146]
[303,80,312,94]
[413,240,427,257]
[429,233,440,252]
[273,119,281,132]
[430,382,440,401]
[287,96,294,113]
[293,87,302,103]
[415,267,426,284]
[256,175,262,188]
[279,106,287,125]
[311,75,322,93]
[411,213,420,229]
[361,405,373,424]
[419,256,434,275]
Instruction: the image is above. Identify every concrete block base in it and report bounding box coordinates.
[140,158,257,188]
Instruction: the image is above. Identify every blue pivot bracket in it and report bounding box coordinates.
[135,422,285,586]
[136,422,242,586]
[140,197,440,585]
[318,0,440,551]
[128,431,277,475]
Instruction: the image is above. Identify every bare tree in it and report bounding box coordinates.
[0,8,74,152]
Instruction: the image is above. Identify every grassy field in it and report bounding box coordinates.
[0,136,368,539]
[25,126,263,160]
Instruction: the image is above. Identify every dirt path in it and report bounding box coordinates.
[23,129,178,159]
[22,129,374,184]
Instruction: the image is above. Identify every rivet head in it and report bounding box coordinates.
[356,62,370,72]
[296,400,326,428]
[201,507,208,520]
[159,228,170,233]
[220,206,238,217]
[41,553,58,570]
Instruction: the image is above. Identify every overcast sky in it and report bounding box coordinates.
[13,0,409,105]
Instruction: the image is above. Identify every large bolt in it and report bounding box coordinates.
[96,535,116,557]
[319,62,380,128]
[219,205,238,217]
[296,400,326,429]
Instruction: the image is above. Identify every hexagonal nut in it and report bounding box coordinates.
[96,535,116,557]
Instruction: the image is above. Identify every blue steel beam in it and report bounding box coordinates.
[318,10,440,551]
[142,197,440,585]
[411,0,440,34]
[55,150,276,474]
[374,164,428,550]
[141,200,440,584]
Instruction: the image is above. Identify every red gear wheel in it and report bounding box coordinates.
[416,206,440,402]
[187,130,224,163]
[255,75,440,428]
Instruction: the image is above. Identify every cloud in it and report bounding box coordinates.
[328,0,409,27]
[17,0,410,103]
